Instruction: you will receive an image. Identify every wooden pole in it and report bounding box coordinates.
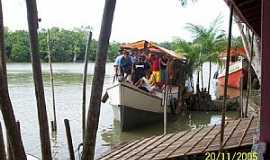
[25,0,52,159]
[240,76,243,118]
[196,71,200,93]
[82,0,116,159]
[47,29,57,132]
[82,31,92,141]
[244,32,254,118]
[0,122,7,160]
[0,1,26,159]
[220,4,233,150]
[260,0,270,156]
[208,61,212,93]
[201,64,204,89]
[64,119,75,160]
[163,85,167,135]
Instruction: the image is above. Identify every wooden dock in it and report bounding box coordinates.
[99,117,257,160]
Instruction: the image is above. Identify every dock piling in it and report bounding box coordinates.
[47,29,57,132]
[220,4,233,150]
[82,0,116,159]
[244,32,254,118]
[82,31,92,141]
[0,0,26,158]
[163,85,168,135]
[64,119,75,160]
[240,76,243,117]
[25,0,52,159]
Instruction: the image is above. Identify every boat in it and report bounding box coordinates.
[217,48,247,89]
[106,81,173,131]
[104,40,186,131]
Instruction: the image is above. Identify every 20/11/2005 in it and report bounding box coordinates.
[204,152,258,160]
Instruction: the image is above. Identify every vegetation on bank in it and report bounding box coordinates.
[4,26,242,64]
[4,27,120,62]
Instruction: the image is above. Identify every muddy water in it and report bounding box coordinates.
[0,63,239,159]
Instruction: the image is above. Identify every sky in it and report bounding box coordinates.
[2,0,239,42]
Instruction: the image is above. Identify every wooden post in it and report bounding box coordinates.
[196,71,200,93]
[82,31,93,141]
[201,64,204,89]
[220,4,233,150]
[47,30,57,132]
[82,0,116,159]
[208,61,212,93]
[261,0,270,157]
[64,119,75,160]
[0,0,26,159]
[240,76,243,118]
[25,0,52,159]
[0,122,7,160]
[244,32,254,118]
[163,85,167,135]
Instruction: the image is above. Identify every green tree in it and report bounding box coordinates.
[6,31,30,62]
[107,41,120,61]
[185,16,226,92]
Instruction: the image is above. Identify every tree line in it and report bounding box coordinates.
[4,27,120,62]
[4,26,242,65]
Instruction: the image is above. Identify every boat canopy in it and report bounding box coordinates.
[120,40,185,60]
[219,47,246,59]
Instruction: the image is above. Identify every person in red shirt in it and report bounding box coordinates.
[148,54,161,86]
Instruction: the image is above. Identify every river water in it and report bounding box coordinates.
[0,63,239,159]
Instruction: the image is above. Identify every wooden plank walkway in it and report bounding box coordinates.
[99,117,257,160]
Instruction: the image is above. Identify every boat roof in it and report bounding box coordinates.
[120,40,185,60]
[219,47,246,58]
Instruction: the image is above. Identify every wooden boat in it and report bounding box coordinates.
[217,60,247,88]
[106,81,173,131]
[104,40,185,131]
[217,48,247,89]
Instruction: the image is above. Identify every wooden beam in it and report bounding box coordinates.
[260,0,270,157]
[227,0,261,36]
[82,31,92,141]
[238,0,257,7]
[0,0,26,159]
[47,30,57,132]
[82,0,116,159]
[64,119,75,160]
[220,4,233,150]
[25,0,52,159]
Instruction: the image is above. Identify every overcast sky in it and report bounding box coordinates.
[2,0,239,42]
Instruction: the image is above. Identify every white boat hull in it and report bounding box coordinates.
[107,82,166,113]
[106,82,172,131]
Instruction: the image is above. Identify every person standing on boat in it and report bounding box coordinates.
[131,55,147,84]
[129,48,138,63]
[143,54,151,79]
[148,54,161,86]
[113,49,124,81]
[160,55,168,85]
[119,51,133,81]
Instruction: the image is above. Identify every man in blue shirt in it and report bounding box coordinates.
[113,49,124,81]
[119,50,133,81]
